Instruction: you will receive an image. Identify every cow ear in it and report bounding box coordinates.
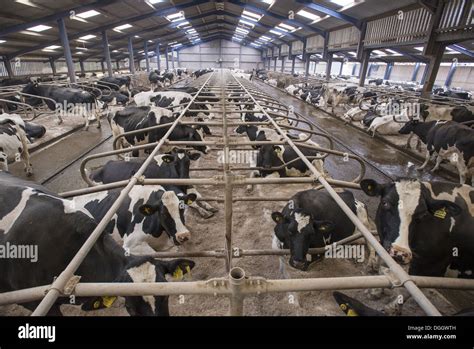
[188,152,201,161]
[271,212,285,224]
[360,179,383,197]
[183,193,197,205]
[162,155,174,163]
[273,145,282,152]
[161,259,195,279]
[314,220,335,233]
[426,199,462,219]
[139,204,158,216]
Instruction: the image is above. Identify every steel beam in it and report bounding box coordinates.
[2,56,13,77]
[358,50,371,86]
[296,0,362,28]
[102,30,113,77]
[49,57,56,75]
[156,42,161,71]
[445,60,457,87]
[57,17,76,83]
[411,62,421,81]
[144,41,150,73]
[325,53,332,81]
[128,37,135,74]
[165,46,169,71]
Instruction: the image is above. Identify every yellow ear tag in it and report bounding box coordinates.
[186,199,193,205]
[340,304,347,311]
[434,207,447,219]
[367,185,372,190]
[185,265,191,278]
[275,216,280,222]
[93,300,101,309]
[143,206,152,215]
[173,266,184,280]
[347,309,358,316]
[101,296,117,308]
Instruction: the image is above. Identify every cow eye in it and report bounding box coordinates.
[382,200,390,209]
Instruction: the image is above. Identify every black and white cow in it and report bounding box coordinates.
[0,114,33,175]
[271,189,374,271]
[100,91,129,107]
[149,70,162,90]
[256,143,327,178]
[420,104,474,123]
[0,172,194,316]
[72,184,197,252]
[110,106,210,155]
[22,82,100,129]
[400,120,474,184]
[98,76,131,96]
[360,178,473,277]
[89,149,217,218]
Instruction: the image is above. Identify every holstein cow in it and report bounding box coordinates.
[360,178,474,314]
[0,172,194,316]
[0,113,32,175]
[333,291,474,316]
[400,120,474,184]
[99,91,129,108]
[22,82,100,129]
[98,76,131,97]
[72,184,197,252]
[110,106,210,155]
[271,189,375,271]
[420,104,474,123]
[89,149,217,218]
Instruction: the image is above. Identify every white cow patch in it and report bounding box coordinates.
[294,212,310,233]
[394,181,422,255]
[126,261,157,313]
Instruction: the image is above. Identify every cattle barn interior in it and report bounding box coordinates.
[0,0,474,327]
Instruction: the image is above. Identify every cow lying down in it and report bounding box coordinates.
[271,189,376,271]
[0,113,36,175]
[0,172,194,316]
[89,149,218,218]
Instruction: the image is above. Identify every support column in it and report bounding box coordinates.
[101,60,105,74]
[128,37,135,74]
[325,53,333,81]
[79,60,85,74]
[267,56,271,70]
[351,63,357,76]
[171,48,175,69]
[273,56,277,71]
[384,62,394,80]
[445,60,457,87]
[49,57,56,75]
[165,46,169,70]
[156,42,161,71]
[314,61,317,74]
[144,41,150,73]
[338,60,344,76]
[116,60,120,72]
[281,56,285,72]
[421,44,445,98]
[102,30,113,77]
[2,56,13,77]
[176,49,180,68]
[291,56,296,75]
[57,17,76,83]
[358,50,371,87]
[411,62,421,82]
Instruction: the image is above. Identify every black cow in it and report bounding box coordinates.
[0,172,194,316]
[100,91,129,107]
[98,76,131,93]
[400,120,474,184]
[22,82,99,129]
[271,189,372,270]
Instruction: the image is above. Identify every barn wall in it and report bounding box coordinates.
[176,39,263,71]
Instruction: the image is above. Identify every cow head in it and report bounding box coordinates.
[169,147,201,178]
[82,258,195,316]
[139,190,197,245]
[360,178,461,264]
[272,209,335,270]
[187,126,210,154]
[258,144,284,172]
[398,120,420,135]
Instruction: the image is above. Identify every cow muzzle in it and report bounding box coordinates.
[289,258,309,271]
[175,231,191,244]
[389,245,412,265]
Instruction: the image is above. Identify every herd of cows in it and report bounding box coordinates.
[0,67,473,316]
[257,70,474,186]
